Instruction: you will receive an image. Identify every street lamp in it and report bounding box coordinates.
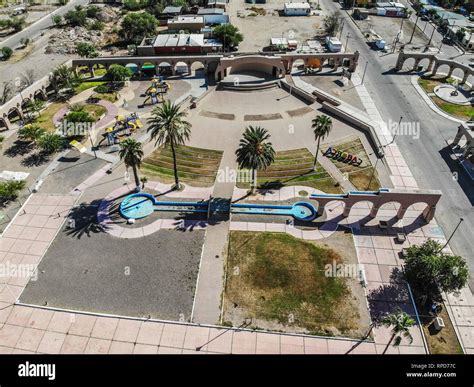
[389,116,403,145]
[439,218,464,251]
[366,146,385,191]
[361,61,368,85]
[409,13,420,44]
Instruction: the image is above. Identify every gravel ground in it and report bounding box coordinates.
[20,207,205,321]
[40,150,107,195]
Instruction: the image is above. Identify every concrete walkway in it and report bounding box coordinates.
[191,152,236,325]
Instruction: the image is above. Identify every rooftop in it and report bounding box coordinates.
[284,2,311,9]
[197,7,225,15]
[162,6,183,14]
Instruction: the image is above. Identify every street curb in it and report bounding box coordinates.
[410,75,465,124]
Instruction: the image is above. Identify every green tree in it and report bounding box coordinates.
[86,5,101,19]
[105,64,133,83]
[403,239,469,303]
[381,309,415,354]
[10,17,26,32]
[0,180,26,206]
[37,133,65,154]
[323,11,343,36]
[18,125,46,143]
[119,138,144,191]
[52,15,63,26]
[1,47,13,60]
[64,7,87,27]
[213,24,243,50]
[312,114,332,169]
[49,64,81,95]
[147,101,191,189]
[119,12,158,44]
[76,42,98,58]
[235,126,275,194]
[26,99,45,119]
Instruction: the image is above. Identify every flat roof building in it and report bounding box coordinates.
[284,2,311,16]
[137,33,223,55]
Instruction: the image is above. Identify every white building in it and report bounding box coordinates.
[284,2,311,16]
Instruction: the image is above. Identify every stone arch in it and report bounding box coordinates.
[215,55,286,81]
[0,116,9,131]
[140,62,156,77]
[191,60,205,73]
[7,106,23,123]
[292,58,305,71]
[349,200,375,218]
[125,63,139,76]
[157,62,173,76]
[174,61,189,75]
[33,88,47,101]
[401,57,416,71]
[376,201,402,219]
[416,57,432,72]
[317,198,346,219]
[20,97,32,112]
[432,62,452,77]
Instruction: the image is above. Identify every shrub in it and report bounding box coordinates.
[0,180,26,205]
[64,110,95,123]
[18,125,46,143]
[94,84,111,93]
[37,133,65,154]
[1,46,13,60]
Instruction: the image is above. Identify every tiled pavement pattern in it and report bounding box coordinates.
[1,83,473,355]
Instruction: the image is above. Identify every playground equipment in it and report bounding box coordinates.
[143,78,171,105]
[102,113,143,146]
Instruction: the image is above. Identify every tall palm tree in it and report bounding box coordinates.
[381,309,415,354]
[147,100,191,189]
[312,114,332,169]
[119,138,144,192]
[235,126,275,194]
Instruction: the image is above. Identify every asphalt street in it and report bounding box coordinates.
[324,1,474,288]
[0,0,90,49]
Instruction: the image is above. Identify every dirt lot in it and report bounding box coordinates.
[354,14,429,50]
[228,0,326,52]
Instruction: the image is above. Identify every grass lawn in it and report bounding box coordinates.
[34,102,66,132]
[224,231,362,335]
[34,102,107,133]
[141,145,223,187]
[325,137,381,191]
[82,104,107,120]
[74,81,106,94]
[91,92,119,103]
[418,77,473,121]
[236,148,342,194]
[415,298,463,354]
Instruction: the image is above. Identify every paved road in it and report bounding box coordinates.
[323,2,474,288]
[0,0,90,49]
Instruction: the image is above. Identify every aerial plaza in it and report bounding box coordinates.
[0,0,472,382]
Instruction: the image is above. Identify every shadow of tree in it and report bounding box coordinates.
[64,199,110,239]
[21,151,51,167]
[3,140,34,158]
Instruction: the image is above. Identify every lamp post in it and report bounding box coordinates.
[361,61,368,85]
[440,218,464,251]
[366,147,385,191]
[409,14,419,44]
[389,116,403,145]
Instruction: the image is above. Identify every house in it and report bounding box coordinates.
[207,0,228,10]
[375,2,406,17]
[197,7,225,15]
[137,33,222,55]
[161,6,183,18]
[284,2,311,16]
[167,15,206,32]
[270,37,298,50]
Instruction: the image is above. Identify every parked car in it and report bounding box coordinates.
[12,6,26,16]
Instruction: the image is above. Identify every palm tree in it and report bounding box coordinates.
[381,309,415,354]
[312,114,332,169]
[119,138,144,192]
[37,133,65,154]
[147,100,191,189]
[235,126,275,194]
[18,124,46,144]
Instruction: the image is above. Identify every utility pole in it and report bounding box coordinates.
[409,13,419,44]
[361,61,368,85]
[428,22,436,46]
[390,116,403,145]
